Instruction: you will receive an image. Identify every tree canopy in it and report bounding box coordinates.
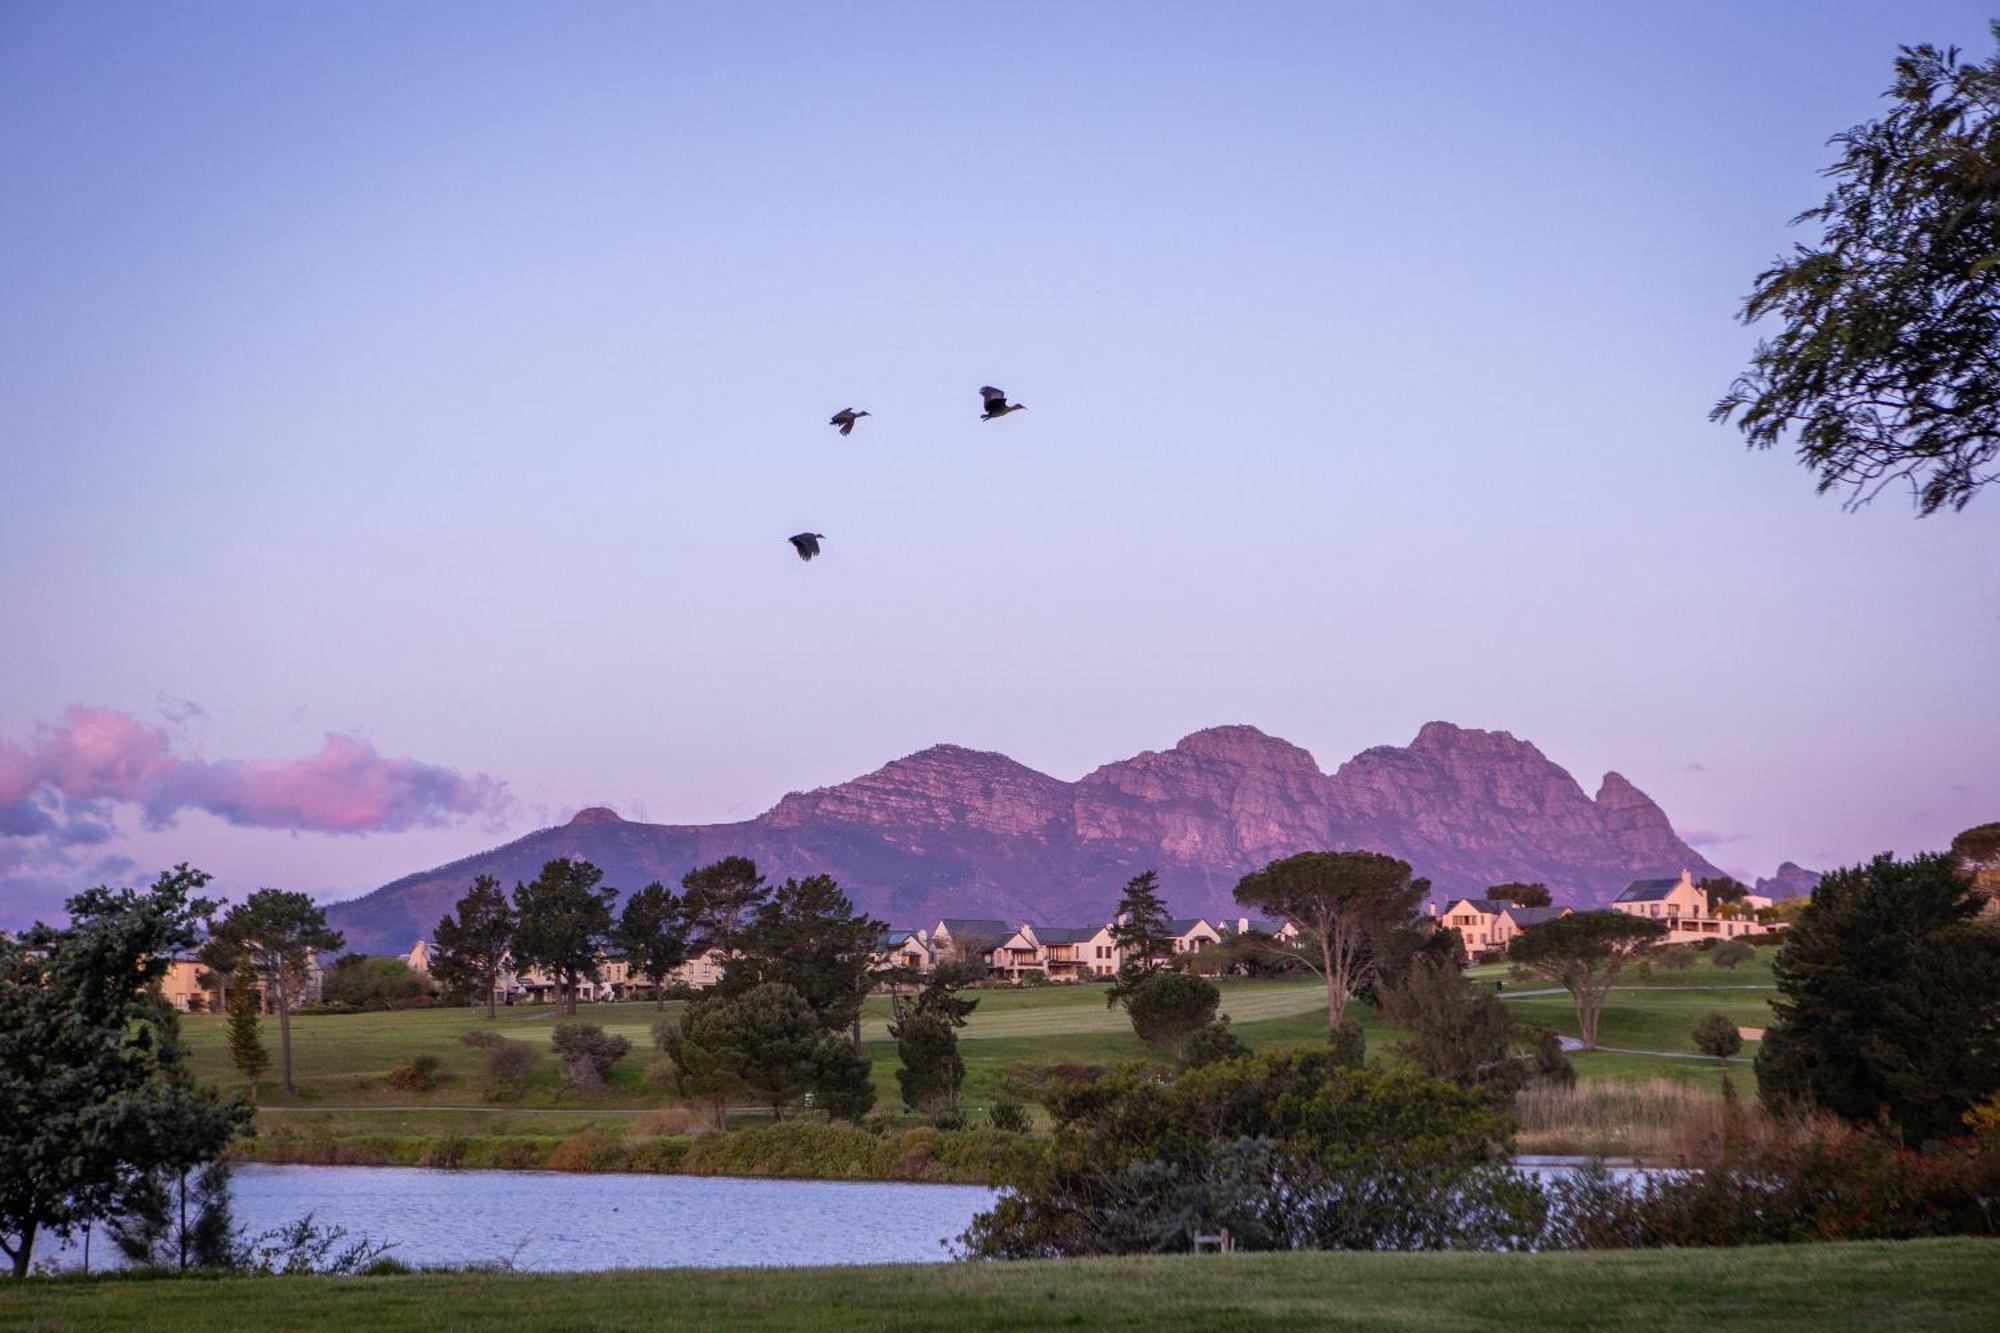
[727,874,884,1035]
[209,888,344,1094]
[1756,850,2000,1143]
[1486,882,1551,908]
[431,874,514,1018]
[1714,26,2000,514]
[614,881,690,1009]
[510,858,616,1016]
[679,856,769,957]
[0,867,253,1278]
[1508,910,1667,1050]
[1233,850,1428,1030]
[1108,870,1175,976]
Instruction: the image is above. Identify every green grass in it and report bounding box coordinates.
[3,1240,1995,1331]
[183,969,1778,1149]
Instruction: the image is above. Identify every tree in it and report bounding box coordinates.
[615,881,690,1009]
[729,875,885,1038]
[1108,871,1176,977]
[1951,821,2000,897]
[211,888,344,1096]
[891,1008,965,1113]
[679,856,769,957]
[659,983,819,1121]
[551,1023,631,1084]
[1699,876,1751,911]
[1486,882,1551,908]
[431,874,515,1018]
[226,956,268,1096]
[1693,1013,1743,1062]
[1713,26,2000,515]
[510,859,615,1017]
[812,1034,876,1122]
[1508,911,1668,1050]
[1119,971,1220,1061]
[1657,945,1698,973]
[1233,850,1428,1031]
[319,954,426,1010]
[1379,957,1525,1091]
[0,867,253,1279]
[1756,850,2000,1143]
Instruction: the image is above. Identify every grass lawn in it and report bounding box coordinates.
[182,966,1779,1144]
[3,1239,1995,1331]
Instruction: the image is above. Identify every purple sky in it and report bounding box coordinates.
[3,2,1996,926]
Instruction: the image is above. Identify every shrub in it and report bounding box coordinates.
[963,1051,1538,1258]
[1711,939,1755,970]
[551,1023,631,1080]
[1327,1015,1366,1068]
[1693,1013,1744,1060]
[546,1129,625,1172]
[988,1097,1031,1133]
[485,1038,541,1098]
[1657,946,1697,973]
[459,1030,505,1049]
[1181,1018,1251,1069]
[932,1106,967,1131]
[1119,971,1221,1060]
[632,1106,712,1136]
[562,1057,607,1100]
[385,1054,441,1092]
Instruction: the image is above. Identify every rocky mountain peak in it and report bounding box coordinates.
[1166,724,1324,773]
[568,806,623,826]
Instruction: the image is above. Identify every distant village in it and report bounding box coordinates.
[155,867,1788,1013]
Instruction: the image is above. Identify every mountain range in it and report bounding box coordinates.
[325,721,1725,955]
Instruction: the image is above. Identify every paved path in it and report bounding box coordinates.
[1496,985,1775,1000]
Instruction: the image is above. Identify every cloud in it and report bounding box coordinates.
[1684,762,1711,775]
[0,840,138,929]
[1679,828,1749,849]
[0,706,511,835]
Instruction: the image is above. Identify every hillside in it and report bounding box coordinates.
[325,721,1719,953]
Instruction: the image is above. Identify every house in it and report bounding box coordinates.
[1612,869,1772,944]
[989,924,1047,981]
[1167,917,1223,956]
[1437,898,1572,958]
[930,918,1011,968]
[403,939,434,976]
[159,955,213,1012]
[877,928,936,976]
[1036,924,1120,980]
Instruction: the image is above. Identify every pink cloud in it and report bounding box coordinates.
[0,706,510,836]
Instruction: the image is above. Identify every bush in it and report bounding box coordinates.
[1119,971,1221,1060]
[1327,1015,1366,1068]
[459,1030,505,1050]
[988,1097,1031,1134]
[1711,939,1755,970]
[963,1051,1537,1258]
[1657,947,1697,973]
[932,1106,967,1131]
[1543,1124,2000,1248]
[552,1023,631,1080]
[1180,1018,1251,1069]
[385,1054,441,1092]
[546,1129,625,1172]
[1693,1013,1744,1060]
[485,1038,541,1098]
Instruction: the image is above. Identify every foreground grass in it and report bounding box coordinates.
[3,1239,1995,1331]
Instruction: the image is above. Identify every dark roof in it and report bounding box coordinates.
[1168,917,1215,935]
[1222,918,1281,936]
[1615,879,1682,903]
[937,917,1009,936]
[1504,906,1568,926]
[884,929,928,947]
[1032,925,1103,944]
[1446,897,1507,915]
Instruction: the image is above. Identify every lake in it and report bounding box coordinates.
[39,1157,1664,1274]
[44,1165,999,1273]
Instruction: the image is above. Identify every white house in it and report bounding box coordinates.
[1611,869,1773,944]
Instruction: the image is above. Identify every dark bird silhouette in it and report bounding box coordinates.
[788,533,825,561]
[979,386,1027,420]
[829,408,870,436]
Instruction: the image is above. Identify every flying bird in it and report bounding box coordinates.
[979,386,1027,420]
[788,533,825,561]
[829,408,870,436]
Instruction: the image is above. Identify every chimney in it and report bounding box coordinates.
[1237,917,1249,934]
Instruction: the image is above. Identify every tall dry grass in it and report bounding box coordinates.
[1512,1078,1815,1163]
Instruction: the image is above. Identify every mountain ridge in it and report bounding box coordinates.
[325,722,1724,954]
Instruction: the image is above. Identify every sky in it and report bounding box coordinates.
[3,1,1996,926]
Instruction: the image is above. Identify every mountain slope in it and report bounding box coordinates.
[327,722,1720,954]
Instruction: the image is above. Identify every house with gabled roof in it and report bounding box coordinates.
[1168,917,1223,956]
[930,918,1011,967]
[877,927,935,976]
[1438,898,1573,958]
[1035,924,1120,981]
[1611,869,1773,945]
